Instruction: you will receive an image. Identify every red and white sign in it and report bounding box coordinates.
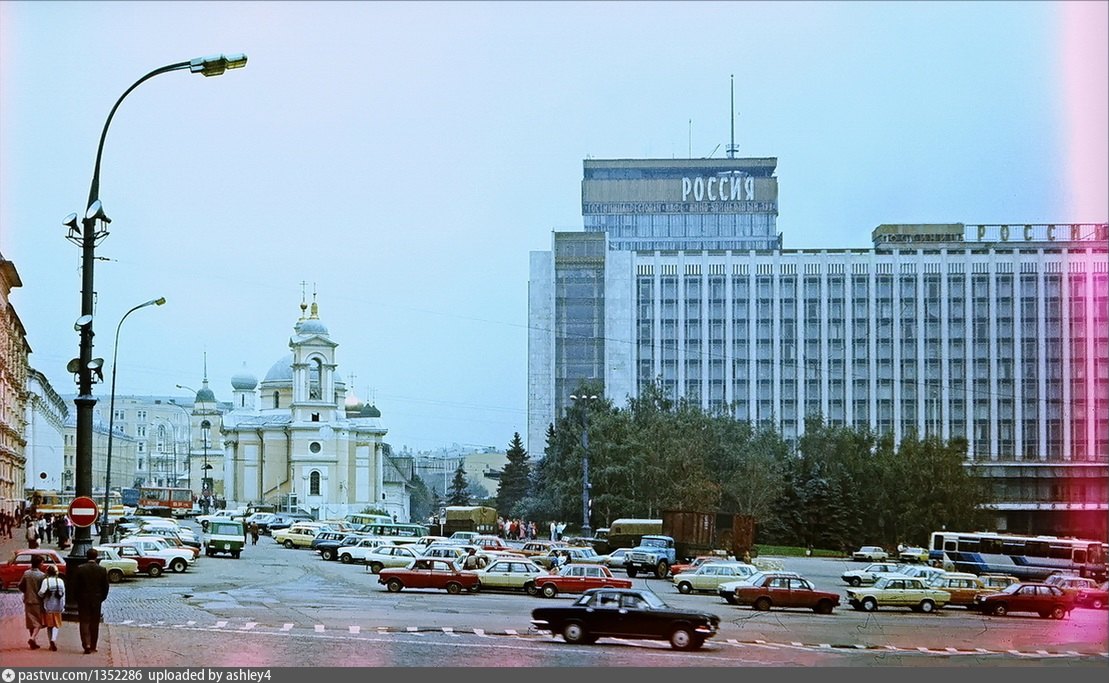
[68,496,99,527]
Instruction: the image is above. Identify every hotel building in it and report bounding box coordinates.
[528,158,1108,538]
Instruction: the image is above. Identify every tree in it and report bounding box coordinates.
[447,460,471,506]
[496,432,531,516]
[407,474,435,523]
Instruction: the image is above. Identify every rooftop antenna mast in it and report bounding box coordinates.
[726,74,739,159]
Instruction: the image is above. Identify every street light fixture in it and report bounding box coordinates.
[101,296,166,543]
[569,393,600,538]
[200,420,212,513]
[65,55,247,611]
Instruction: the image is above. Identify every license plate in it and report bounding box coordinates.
[223,544,230,550]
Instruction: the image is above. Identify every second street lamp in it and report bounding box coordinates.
[101,296,166,543]
[569,393,599,538]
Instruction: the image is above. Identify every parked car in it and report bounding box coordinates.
[472,536,510,551]
[733,573,840,614]
[469,557,545,593]
[203,520,246,559]
[274,523,326,549]
[102,543,167,577]
[671,555,728,577]
[845,576,951,613]
[602,548,630,570]
[362,544,423,572]
[718,570,801,605]
[92,546,140,583]
[518,541,568,558]
[117,537,194,573]
[447,531,480,545]
[262,513,314,535]
[894,564,946,584]
[378,558,480,594]
[421,545,469,562]
[898,546,930,563]
[531,587,720,650]
[1044,575,1106,609]
[1075,582,1108,610]
[196,508,248,530]
[673,562,757,595]
[979,574,1020,590]
[0,549,66,590]
[927,572,994,608]
[852,546,889,562]
[841,562,902,587]
[532,546,609,570]
[973,582,1075,619]
[334,537,387,564]
[531,563,632,598]
[316,534,370,561]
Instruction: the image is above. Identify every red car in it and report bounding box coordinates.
[378,558,480,594]
[532,563,632,599]
[0,549,67,591]
[473,536,510,552]
[103,543,167,577]
[733,573,840,614]
[974,582,1076,619]
[670,556,722,577]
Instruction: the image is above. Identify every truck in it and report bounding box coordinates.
[623,511,755,579]
[442,506,497,536]
[598,518,663,555]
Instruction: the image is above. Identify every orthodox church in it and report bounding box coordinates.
[200,295,410,521]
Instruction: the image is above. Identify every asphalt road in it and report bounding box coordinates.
[4,526,1106,667]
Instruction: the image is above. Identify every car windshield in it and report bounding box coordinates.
[999,583,1022,595]
[640,538,667,548]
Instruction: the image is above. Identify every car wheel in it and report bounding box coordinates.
[321,549,335,561]
[919,600,935,613]
[283,540,294,549]
[627,567,638,578]
[108,569,123,584]
[656,560,670,579]
[1091,598,1105,610]
[206,549,214,557]
[849,577,862,587]
[814,600,834,615]
[723,595,738,605]
[541,583,558,599]
[231,551,240,559]
[1050,606,1066,620]
[561,621,587,644]
[147,564,163,578]
[861,597,878,612]
[669,626,695,651]
[369,562,385,573]
[525,582,538,596]
[386,578,403,593]
[170,558,187,573]
[678,582,693,595]
[754,597,772,611]
[446,582,462,595]
[992,603,1008,617]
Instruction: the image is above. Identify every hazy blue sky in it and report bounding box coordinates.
[2,1,1106,454]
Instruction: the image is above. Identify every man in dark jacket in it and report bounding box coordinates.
[70,547,110,654]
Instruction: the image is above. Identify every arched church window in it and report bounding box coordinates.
[309,358,323,400]
[241,395,245,408]
[273,391,279,409]
[310,470,321,495]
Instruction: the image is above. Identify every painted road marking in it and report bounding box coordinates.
[281,623,293,631]
[349,626,360,634]
[314,625,325,633]
[214,621,227,629]
[474,628,487,637]
[242,622,257,631]
[406,626,418,632]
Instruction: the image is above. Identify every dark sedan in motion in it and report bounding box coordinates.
[973,582,1075,619]
[531,587,720,650]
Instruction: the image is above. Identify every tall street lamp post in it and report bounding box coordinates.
[63,54,247,616]
[101,296,166,543]
[569,393,599,537]
[200,420,212,513]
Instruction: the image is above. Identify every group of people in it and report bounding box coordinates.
[18,548,111,654]
[0,511,75,550]
[495,517,538,541]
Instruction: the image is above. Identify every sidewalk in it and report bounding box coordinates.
[0,529,115,667]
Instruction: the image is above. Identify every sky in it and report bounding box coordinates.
[2,1,1106,455]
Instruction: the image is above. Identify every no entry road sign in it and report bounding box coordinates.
[68,496,100,527]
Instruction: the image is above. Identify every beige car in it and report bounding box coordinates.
[846,576,951,613]
[274,523,325,549]
[673,562,758,594]
[928,572,993,607]
[362,544,422,572]
[93,546,140,583]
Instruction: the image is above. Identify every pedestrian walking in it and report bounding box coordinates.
[250,523,259,545]
[18,555,47,649]
[25,518,39,549]
[43,515,53,544]
[71,548,110,654]
[38,564,65,651]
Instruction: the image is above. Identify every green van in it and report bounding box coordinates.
[204,519,245,559]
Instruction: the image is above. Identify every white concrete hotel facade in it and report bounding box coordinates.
[528,157,1108,539]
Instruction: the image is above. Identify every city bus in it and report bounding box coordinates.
[344,512,392,527]
[137,486,194,518]
[359,522,429,544]
[928,530,1107,582]
[28,489,129,521]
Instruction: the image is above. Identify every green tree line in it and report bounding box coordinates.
[507,380,989,550]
